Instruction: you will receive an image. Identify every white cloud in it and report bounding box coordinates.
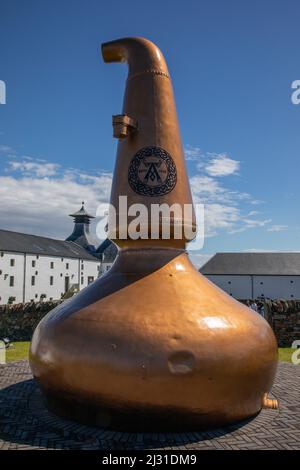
[0,165,112,240]
[267,224,288,232]
[0,144,14,154]
[228,218,271,234]
[8,160,60,177]
[184,146,277,239]
[190,175,224,200]
[204,153,240,177]
[186,147,240,177]
[184,145,202,161]
[0,144,285,247]
[204,204,241,237]
[190,170,271,237]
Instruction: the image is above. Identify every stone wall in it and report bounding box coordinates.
[1,299,300,346]
[240,299,300,347]
[265,300,300,347]
[0,300,62,341]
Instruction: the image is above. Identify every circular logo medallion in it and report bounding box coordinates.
[128,146,177,197]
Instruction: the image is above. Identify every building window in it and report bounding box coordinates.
[35,294,38,299]
[88,276,94,285]
[36,255,39,259]
[66,263,69,270]
[50,297,53,301]
[260,282,264,285]
[0,252,3,257]
[228,281,231,285]
[290,280,294,284]
[50,262,54,269]
[50,276,54,286]
[81,264,84,270]
[291,294,294,298]
[10,259,15,267]
[31,276,35,286]
[60,273,63,277]
[9,276,14,287]
[81,276,84,285]
[61,258,64,262]
[32,260,36,268]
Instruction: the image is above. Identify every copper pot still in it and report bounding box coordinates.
[29,37,278,431]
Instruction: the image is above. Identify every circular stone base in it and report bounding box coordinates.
[3,361,299,450]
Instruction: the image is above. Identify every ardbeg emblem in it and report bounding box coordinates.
[128,146,177,197]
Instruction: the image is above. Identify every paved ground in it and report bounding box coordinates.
[0,360,299,450]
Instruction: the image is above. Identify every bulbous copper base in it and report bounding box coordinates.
[29,249,278,431]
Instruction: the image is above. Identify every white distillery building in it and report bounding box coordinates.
[0,203,118,304]
[200,252,300,300]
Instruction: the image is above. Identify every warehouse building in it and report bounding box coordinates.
[0,203,118,304]
[200,252,300,299]
[0,230,101,304]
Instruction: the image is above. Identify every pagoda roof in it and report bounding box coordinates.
[69,202,95,219]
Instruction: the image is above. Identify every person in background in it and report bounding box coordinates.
[257,301,265,317]
[250,301,258,312]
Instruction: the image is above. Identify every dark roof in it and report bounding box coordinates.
[96,239,118,263]
[0,229,99,261]
[66,203,97,250]
[69,202,94,219]
[200,252,300,276]
[65,230,97,251]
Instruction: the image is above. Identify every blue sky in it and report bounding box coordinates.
[0,0,299,266]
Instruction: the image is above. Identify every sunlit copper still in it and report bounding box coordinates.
[29,37,278,431]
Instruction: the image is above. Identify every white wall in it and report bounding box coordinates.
[77,258,101,291]
[205,274,300,299]
[24,254,79,302]
[0,251,101,304]
[253,275,300,299]
[206,275,252,299]
[0,251,25,303]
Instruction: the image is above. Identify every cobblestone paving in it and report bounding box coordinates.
[0,361,299,450]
